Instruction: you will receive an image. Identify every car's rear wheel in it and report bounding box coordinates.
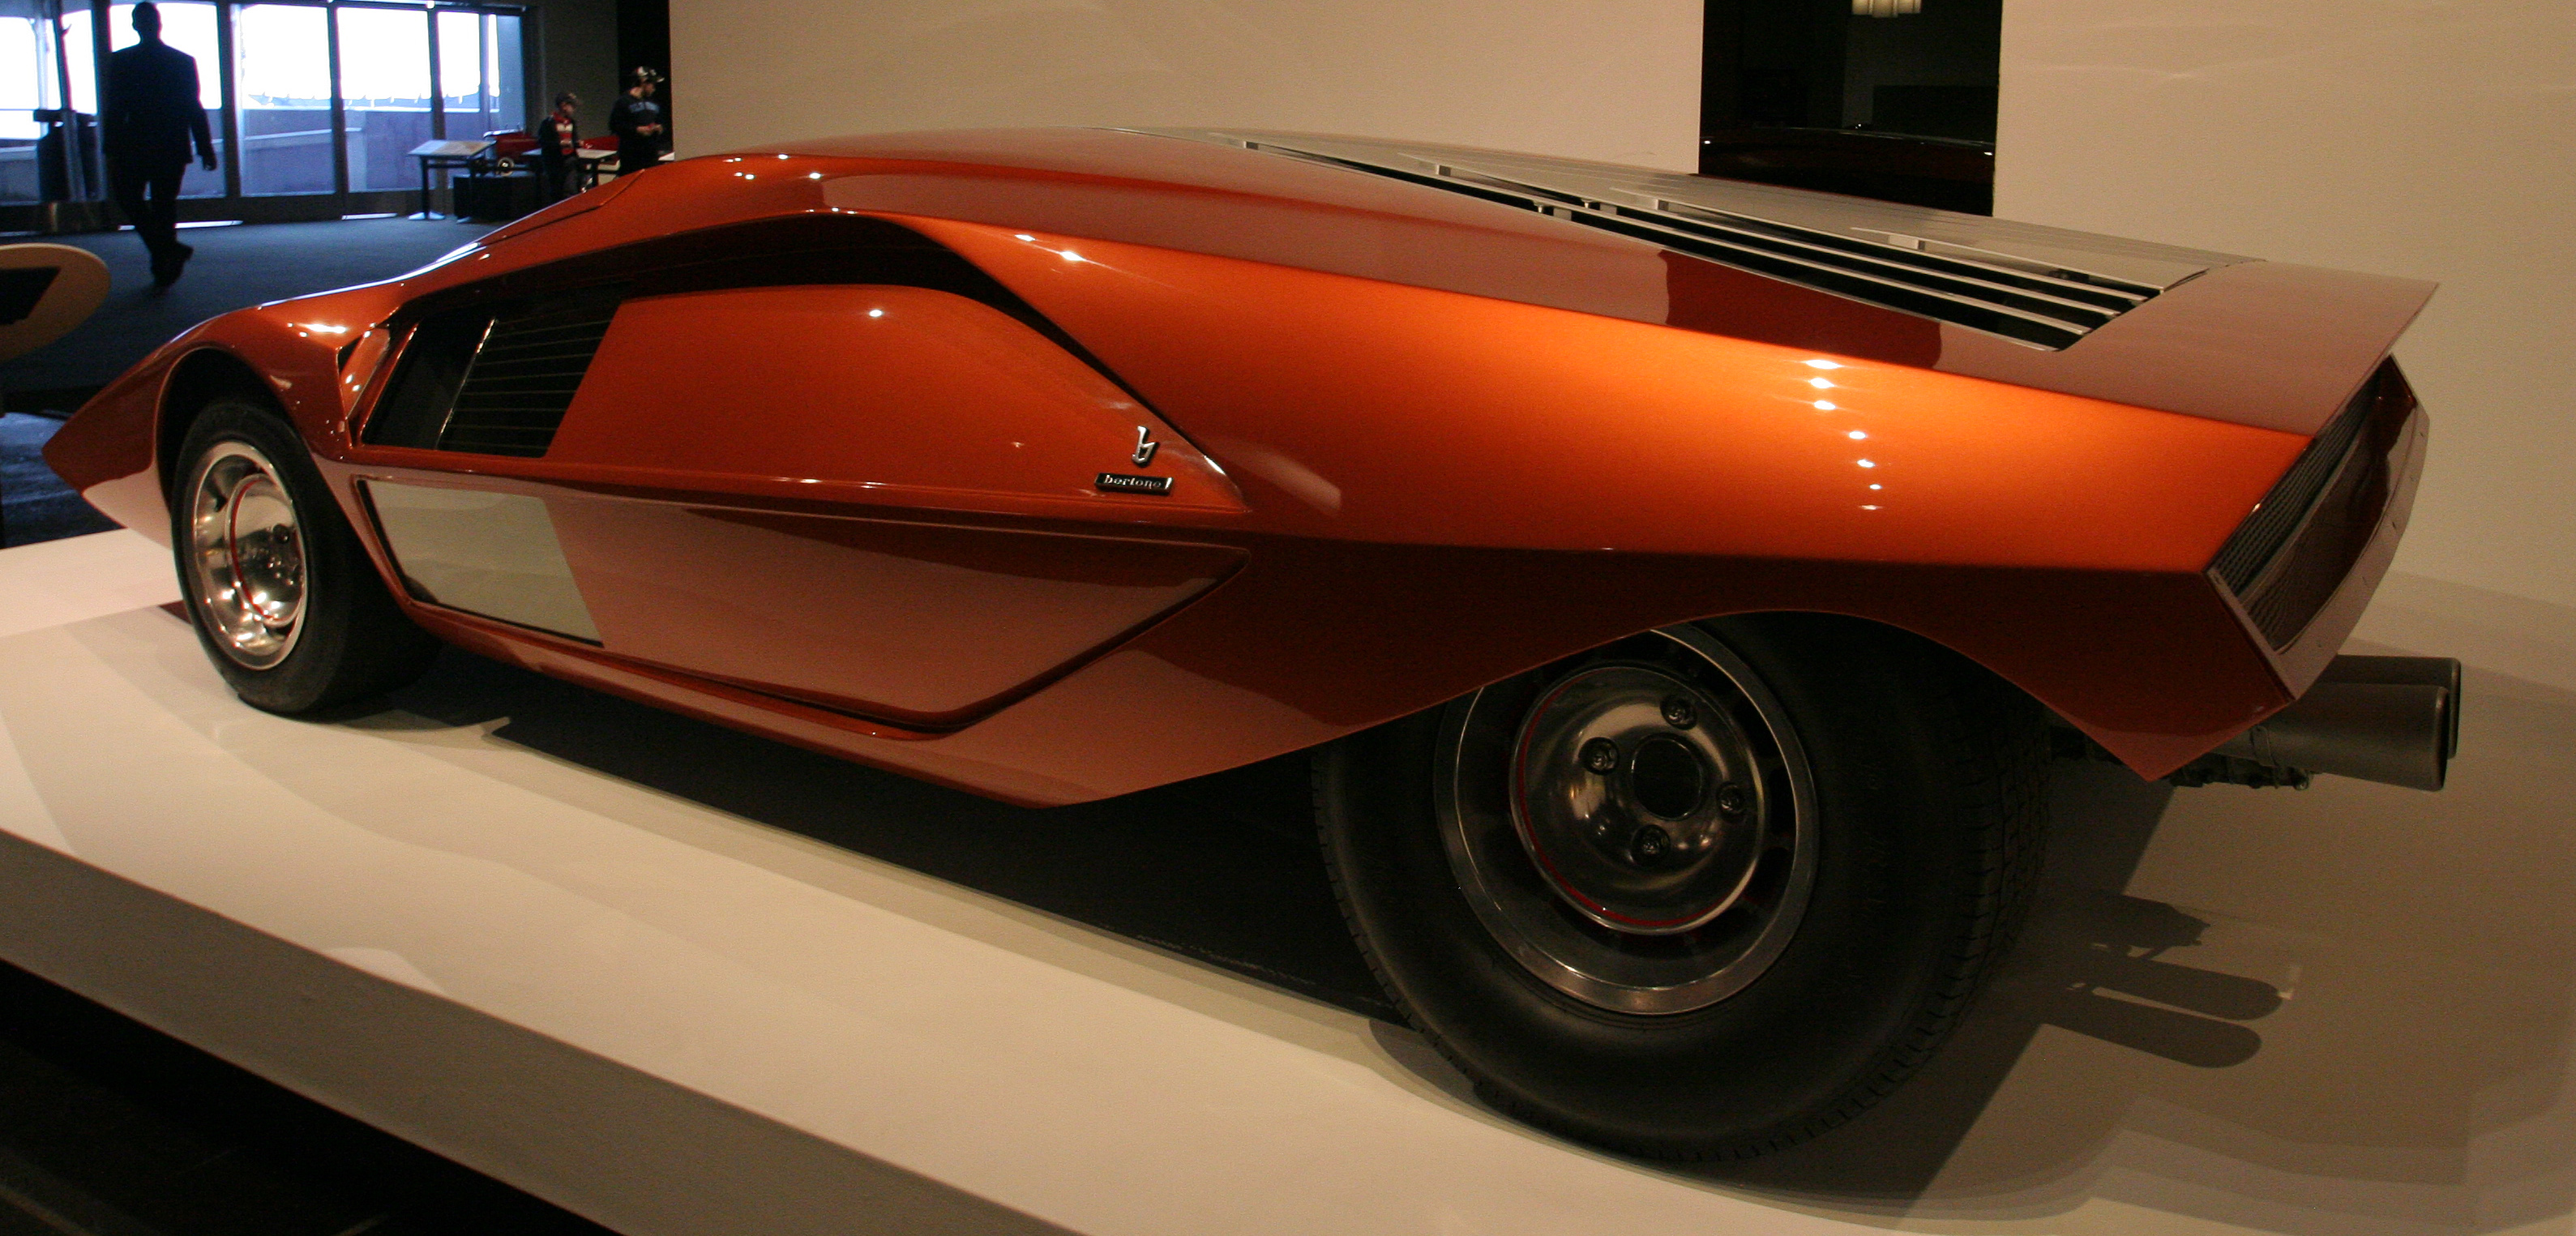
[1317,615,2047,1160]
[172,399,439,713]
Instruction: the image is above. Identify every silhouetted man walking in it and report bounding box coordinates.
[103,2,217,288]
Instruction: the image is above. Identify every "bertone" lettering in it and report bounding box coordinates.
[1095,473,1174,494]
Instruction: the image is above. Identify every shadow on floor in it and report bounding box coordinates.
[364,644,2274,1196]
[1697,761,2282,1203]
[1702,670,2576,1236]
[369,640,2576,1236]
[50,593,2575,1236]
[370,645,1399,1023]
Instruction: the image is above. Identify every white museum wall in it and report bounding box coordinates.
[666,0,1702,171]
[1995,0,2576,614]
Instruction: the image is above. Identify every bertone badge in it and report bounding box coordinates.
[1132,426,1159,467]
[1096,472,1174,495]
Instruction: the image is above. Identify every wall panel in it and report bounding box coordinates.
[668,0,1701,172]
[1996,0,2576,609]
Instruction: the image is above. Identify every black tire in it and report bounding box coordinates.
[171,398,439,713]
[1316,614,2048,1160]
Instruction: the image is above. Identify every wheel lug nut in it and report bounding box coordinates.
[1629,824,1672,866]
[1661,695,1697,729]
[1716,781,1749,818]
[1579,738,1620,774]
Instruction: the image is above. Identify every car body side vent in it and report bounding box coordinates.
[366,287,623,457]
[2210,361,2414,648]
[434,288,624,457]
[1213,136,2161,349]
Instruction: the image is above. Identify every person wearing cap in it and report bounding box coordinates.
[608,67,665,177]
[535,92,580,201]
[102,2,217,287]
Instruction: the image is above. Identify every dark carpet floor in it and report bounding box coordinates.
[0,219,496,548]
[0,414,118,548]
[2,218,496,408]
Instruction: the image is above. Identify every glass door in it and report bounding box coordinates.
[45,0,105,207]
[106,1,225,197]
[232,2,328,195]
[434,8,521,141]
[0,0,67,205]
[334,3,431,193]
[3,0,531,226]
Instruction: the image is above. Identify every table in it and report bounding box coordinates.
[576,146,615,190]
[405,139,491,220]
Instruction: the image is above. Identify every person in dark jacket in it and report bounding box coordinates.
[606,67,665,177]
[101,2,216,287]
[534,92,580,203]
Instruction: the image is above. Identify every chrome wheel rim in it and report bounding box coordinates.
[1437,627,1816,1015]
[184,440,308,670]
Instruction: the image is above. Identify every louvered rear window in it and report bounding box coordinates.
[1131,129,2244,350]
[1230,139,2149,349]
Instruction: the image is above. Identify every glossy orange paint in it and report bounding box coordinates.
[549,284,1242,514]
[788,129,2430,436]
[335,280,1255,727]
[43,128,2436,803]
[541,499,1245,727]
[916,220,2308,567]
[43,357,165,537]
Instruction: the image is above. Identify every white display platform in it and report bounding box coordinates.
[4,529,2574,1236]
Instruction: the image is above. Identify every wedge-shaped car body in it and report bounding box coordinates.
[47,128,2456,1159]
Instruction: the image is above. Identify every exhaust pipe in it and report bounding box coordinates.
[2214,655,2462,790]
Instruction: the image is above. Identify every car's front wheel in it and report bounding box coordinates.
[172,398,439,713]
[1317,615,2047,1160]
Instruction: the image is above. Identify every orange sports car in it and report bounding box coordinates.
[46,128,2460,1160]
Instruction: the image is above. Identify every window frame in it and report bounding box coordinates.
[0,0,532,229]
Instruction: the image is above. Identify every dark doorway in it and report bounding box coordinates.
[1701,0,2000,214]
[616,0,672,150]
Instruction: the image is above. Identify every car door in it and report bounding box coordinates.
[354,218,1247,729]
